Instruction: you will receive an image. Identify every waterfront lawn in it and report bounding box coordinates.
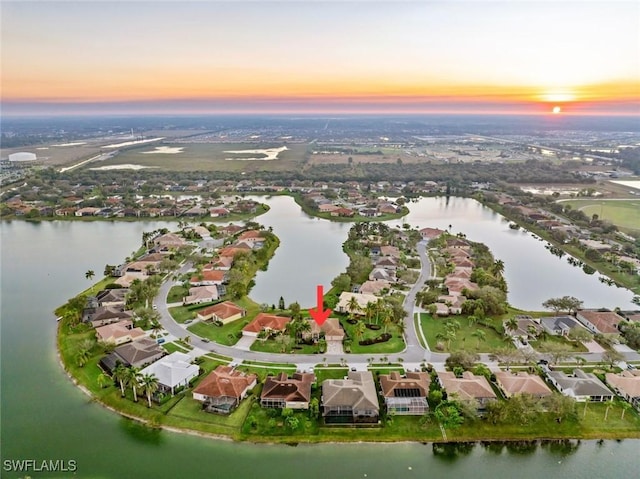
[562,199,640,233]
[419,313,513,353]
[241,402,320,438]
[236,365,297,382]
[339,316,405,354]
[167,285,188,303]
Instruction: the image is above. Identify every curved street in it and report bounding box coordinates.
[155,241,640,371]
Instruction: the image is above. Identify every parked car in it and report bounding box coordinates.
[156,338,165,344]
[185,319,193,324]
[202,338,210,343]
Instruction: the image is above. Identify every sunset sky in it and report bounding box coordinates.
[2,1,639,116]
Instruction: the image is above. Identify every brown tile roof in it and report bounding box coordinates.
[495,371,552,398]
[420,227,446,239]
[191,270,225,283]
[193,366,257,400]
[198,301,244,320]
[379,371,430,398]
[577,310,624,334]
[219,246,250,257]
[322,371,379,411]
[437,371,497,402]
[238,230,264,241]
[308,318,345,339]
[605,370,640,398]
[243,313,290,333]
[261,372,314,403]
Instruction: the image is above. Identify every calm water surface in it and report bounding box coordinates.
[1,199,637,479]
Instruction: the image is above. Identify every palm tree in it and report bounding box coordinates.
[491,259,505,278]
[444,328,457,349]
[347,296,360,321]
[365,302,376,324]
[140,373,159,408]
[85,269,95,281]
[126,366,141,402]
[354,321,367,343]
[113,364,128,397]
[472,329,486,349]
[504,317,519,335]
[97,372,111,389]
[75,348,90,367]
[467,315,478,327]
[620,401,632,420]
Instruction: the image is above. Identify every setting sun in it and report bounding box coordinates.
[552,106,562,114]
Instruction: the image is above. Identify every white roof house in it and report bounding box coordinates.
[140,351,199,395]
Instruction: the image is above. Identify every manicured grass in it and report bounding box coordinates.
[419,313,513,353]
[235,365,297,382]
[250,338,321,354]
[339,316,406,354]
[313,367,349,383]
[203,352,234,363]
[534,335,588,353]
[562,199,640,233]
[168,305,197,323]
[187,319,247,346]
[241,402,320,438]
[162,342,190,354]
[167,285,188,303]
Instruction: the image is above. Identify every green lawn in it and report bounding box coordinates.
[250,338,321,354]
[534,335,588,353]
[168,305,197,323]
[419,313,514,353]
[339,316,406,354]
[187,319,247,346]
[313,367,349,383]
[167,285,188,303]
[561,199,640,233]
[162,342,190,354]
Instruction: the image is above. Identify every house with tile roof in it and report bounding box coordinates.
[190,269,226,286]
[83,306,134,328]
[379,371,430,415]
[196,301,245,324]
[437,371,497,410]
[419,227,446,240]
[261,372,315,409]
[242,313,291,337]
[99,338,165,373]
[336,292,379,316]
[304,318,345,342]
[193,365,257,414]
[322,371,379,423]
[358,280,391,296]
[141,352,200,396]
[576,310,625,335]
[183,285,219,305]
[605,370,640,410]
[545,369,614,402]
[495,371,552,398]
[95,320,146,345]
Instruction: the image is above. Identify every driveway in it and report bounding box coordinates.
[234,335,258,351]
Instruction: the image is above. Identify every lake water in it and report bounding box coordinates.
[1,198,637,479]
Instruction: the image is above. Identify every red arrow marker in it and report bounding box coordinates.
[309,285,332,326]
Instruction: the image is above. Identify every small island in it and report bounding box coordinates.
[56,217,640,444]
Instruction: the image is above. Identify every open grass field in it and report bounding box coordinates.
[92,142,309,172]
[561,199,640,233]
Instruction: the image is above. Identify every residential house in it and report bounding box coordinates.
[336,292,379,316]
[153,233,186,250]
[379,371,430,415]
[495,371,552,398]
[437,295,466,315]
[209,207,230,217]
[208,256,233,271]
[95,288,128,308]
[242,313,290,338]
[318,203,339,213]
[261,372,315,409]
[304,318,345,342]
[197,301,245,324]
[183,286,219,305]
[379,245,400,258]
[95,320,146,345]
[330,207,355,217]
[140,352,200,396]
[237,230,266,246]
[545,369,614,402]
[322,371,379,423]
[84,306,134,328]
[218,245,251,258]
[100,338,165,373]
[540,315,583,337]
[605,370,640,410]
[192,365,257,414]
[375,257,398,271]
[75,207,101,217]
[576,310,624,335]
[419,227,446,240]
[504,316,544,342]
[369,267,394,282]
[437,371,497,410]
[190,270,226,286]
[358,280,390,296]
